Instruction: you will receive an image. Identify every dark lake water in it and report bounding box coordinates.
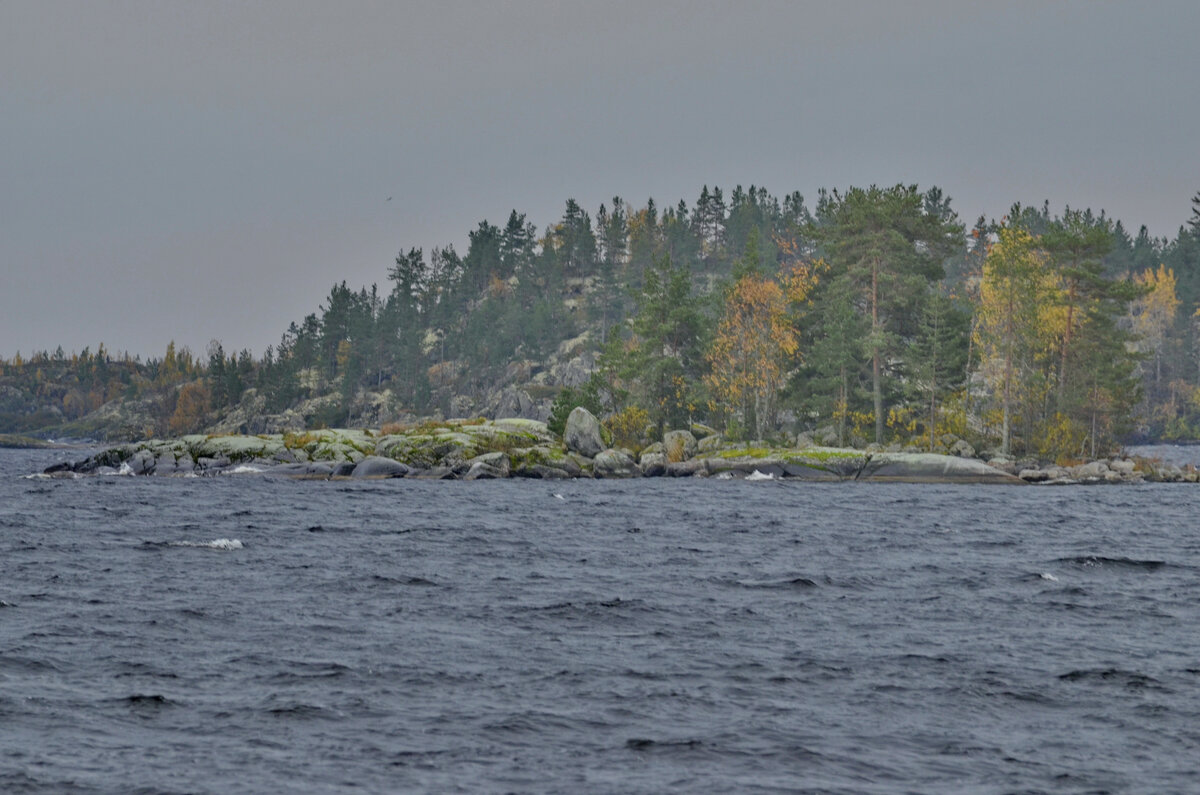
[3,447,1200,793]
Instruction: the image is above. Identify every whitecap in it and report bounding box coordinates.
[1039,572,1059,582]
[715,471,734,480]
[224,464,266,475]
[745,470,776,481]
[169,538,244,550]
[553,493,565,500]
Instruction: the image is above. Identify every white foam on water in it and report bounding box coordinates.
[224,464,266,475]
[1040,572,1059,581]
[170,538,244,550]
[745,470,775,481]
[553,493,565,500]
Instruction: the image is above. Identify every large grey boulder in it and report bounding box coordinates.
[128,449,157,475]
[949,439,977,458]
[564,407,604,458]
[463,451,511,480]
[351,456,411,479]
[663,430,697,462]
[1072,461,1110,480]
[639,451,667,477]
[593,449,640,478]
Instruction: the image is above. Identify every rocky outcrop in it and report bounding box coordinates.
[43,419,1184,485]
[1011,457,1171,484]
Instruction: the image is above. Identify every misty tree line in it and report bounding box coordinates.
[4,184,1200,459]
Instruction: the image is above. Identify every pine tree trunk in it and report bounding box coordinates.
[872,259,883,444]
[929,378,937,453]
[1058,285,1075,406]
[1002,349,1012,456]
[838,367,847,448]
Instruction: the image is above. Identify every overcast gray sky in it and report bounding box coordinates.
[3,1,1198,360]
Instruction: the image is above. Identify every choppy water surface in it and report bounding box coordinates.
[2,448,1200,793]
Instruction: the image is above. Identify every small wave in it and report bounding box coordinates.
[745,470,776,481]
[1056,556,1167,571]
[372,574,438,586]
[1058,668,1166,690]
[118,693,176,706]
[735,577,818,589]
[264,701,337,720]
[163,538,244,550]
[23,471,79,480]
[625,737,704,751]
[1040,572,1059,582]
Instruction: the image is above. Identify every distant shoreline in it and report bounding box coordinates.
[0,434,60,449]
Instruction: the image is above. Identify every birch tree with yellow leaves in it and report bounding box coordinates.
[974,226,1065,455]
[1129,264,1180,388]
[705,256,818,440]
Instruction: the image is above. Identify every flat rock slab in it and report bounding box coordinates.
[857,453,1022,484]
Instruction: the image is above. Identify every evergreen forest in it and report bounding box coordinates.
[5,183,1200,463]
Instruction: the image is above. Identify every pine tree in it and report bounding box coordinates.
[811,185,964,443]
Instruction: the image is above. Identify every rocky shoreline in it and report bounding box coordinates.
[37,408,1192,485]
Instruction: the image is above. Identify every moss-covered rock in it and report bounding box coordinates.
[779,447,870,479]
[663,430,697,462]
[188,434,286,462]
